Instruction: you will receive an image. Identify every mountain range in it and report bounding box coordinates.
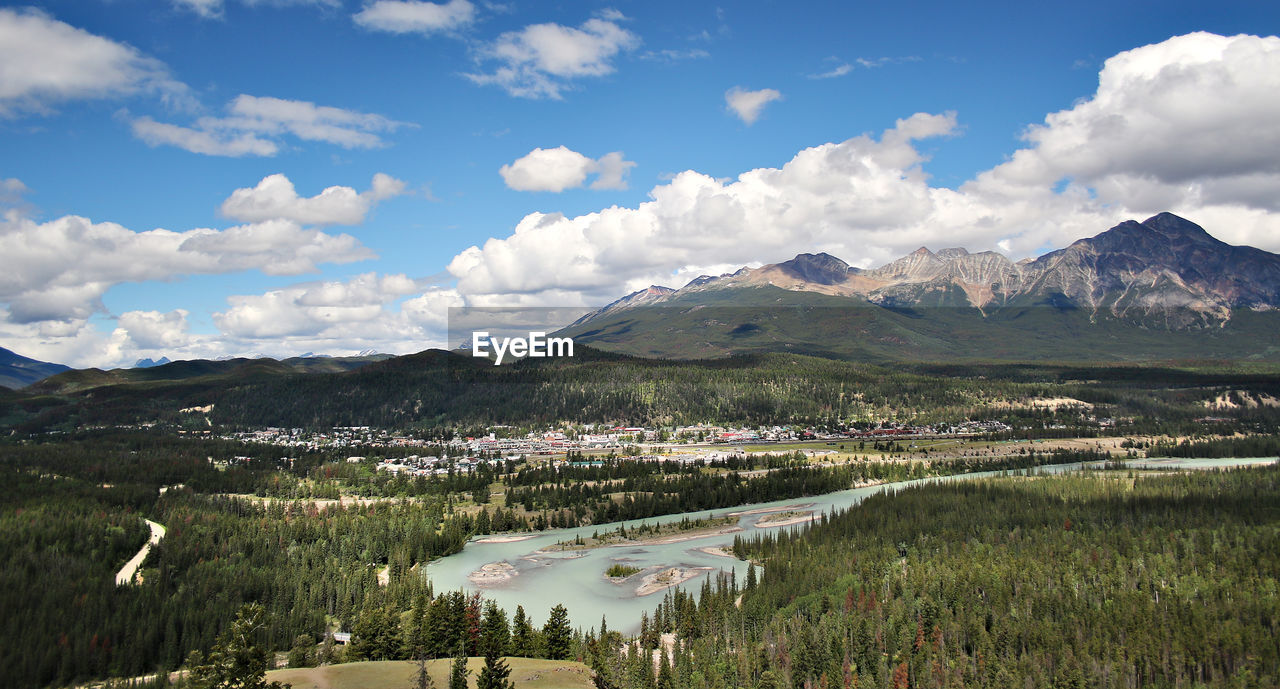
[560,213,1280,362]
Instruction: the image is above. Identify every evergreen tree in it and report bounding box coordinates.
[448,653,469,689]
[510,605,536,657]
[350,605,403,661]
[404,591,431,660]
[286,634,314,668]
[186,603,289,689]
[542,604,572,660]
[476,644,514,689]
[410,657,435,689]
[479,601,510,658]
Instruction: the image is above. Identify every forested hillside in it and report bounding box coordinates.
[5,348,1279,434]
[588,465,1280,689]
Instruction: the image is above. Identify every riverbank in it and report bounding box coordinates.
[468,561,518,586]
[538,515,741,553]
[636,567,713,596]
[754,510,817,528]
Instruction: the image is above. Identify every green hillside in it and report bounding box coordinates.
[557,285,1280,363]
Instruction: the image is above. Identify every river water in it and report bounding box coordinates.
[423,457,1277,632]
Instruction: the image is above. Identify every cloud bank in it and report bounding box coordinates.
[10,32,1280,369]
[450,33,1280,310]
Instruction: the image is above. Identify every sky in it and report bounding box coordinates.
[2,0,1280,368]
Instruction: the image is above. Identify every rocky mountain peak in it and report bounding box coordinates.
[773,252,854,285]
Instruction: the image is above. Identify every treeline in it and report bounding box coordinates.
[506,449,1110,529]
[1149,433,1280,458]
[590,465,1280,689]
[8,348,1278,433]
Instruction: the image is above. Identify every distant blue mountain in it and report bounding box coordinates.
[0,347,71,389]
[133,357,172,369]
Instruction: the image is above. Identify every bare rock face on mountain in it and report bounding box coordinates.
[1016,213,1280,325]
[572,285,677,325]
[773,252,858,285]
[573,213,1280,330]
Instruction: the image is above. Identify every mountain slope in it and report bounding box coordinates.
[560,213,1280,362]
[0,347,70,389]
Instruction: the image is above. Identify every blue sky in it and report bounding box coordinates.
[2,0,1279,367]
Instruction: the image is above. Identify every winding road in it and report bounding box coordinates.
[115,519,166,586]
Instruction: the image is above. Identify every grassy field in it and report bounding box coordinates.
[266,658,594,689]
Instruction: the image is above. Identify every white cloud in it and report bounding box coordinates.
[725,87,781,125]
[0,178,28,203]
[438,32,1280,318]
[465,17,640,98]
[449,112,960,301]
[0,8,187,116]
[173,0,225,18]
[220,173,406,225]
[210,273,457,359]
[174,0,342,19]
[118,310,192,349]
[639,48,710,63]
[0,210,373,324]
[354,0,475,34]
[133,95,411,156]
[499,146,635,192]
[968,31,1280,254]
[590,151,636,191]
[131,117,280,157]
[808,63,851,80]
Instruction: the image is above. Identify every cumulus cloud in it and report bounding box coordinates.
[0,8,188,116]
[210,273,459,358]
[132,95,411,156]
[0,210,373,324]
[450,112,961,301]
[118,310,192,349]
[725,87,781,125]
[220,173,406,225]
[354,0,475,34]
[499,146,635,192]
[465,16,640,98]
[437,32,1280,320]
[968,31,1280,254]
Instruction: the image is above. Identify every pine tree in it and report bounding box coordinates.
[476,644,514,689]
[510,605,536,658]
[542,604,572,660]
[479,601,510,658]
[448,653,469,689]
[410,657,436,689]
[186,603,289,689]
[404,591,431,660]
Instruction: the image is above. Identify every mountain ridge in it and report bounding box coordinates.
[575,213,1280,326]
[0,347,71,390]
[559,213,1280,362]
